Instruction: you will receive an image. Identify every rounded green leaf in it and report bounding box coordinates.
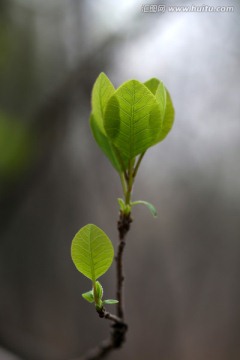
[144,78,175,143]
[91,72,115,135]
[90,73,128,172]
[156,89,174,142]
[71,224,114,282]
[104,80,162,160]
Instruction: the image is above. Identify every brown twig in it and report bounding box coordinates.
[116,212,132,319]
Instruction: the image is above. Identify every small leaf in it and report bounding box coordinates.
[82,290,94,303]
[144,78,166,116]
[131,200,157,217]
[117,198,131,215]
[91,72,115,135]
[144,78,174,143]
[90,73,128,172]
[95,281,103,301]
[103,299,119,305]
[71,224,114,282]
[104,80,162,160]
[156,89,174,142]
[117,198,125,211]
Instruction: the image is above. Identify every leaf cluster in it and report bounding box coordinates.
[90,73,174,173]
[90,73,174,216]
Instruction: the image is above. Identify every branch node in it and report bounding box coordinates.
[117,212,132,239]
[111,322,128,348]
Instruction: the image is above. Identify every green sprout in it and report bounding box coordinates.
[71,224,118,312]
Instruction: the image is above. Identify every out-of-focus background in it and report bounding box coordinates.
[0,0,240,359]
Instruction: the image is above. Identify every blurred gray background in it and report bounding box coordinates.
[0,0,240,359]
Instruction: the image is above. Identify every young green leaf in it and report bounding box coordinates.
[104,80,162,160]
[71,224,114,282]
[156,89,174,142]
[117,198,125,211]
[95,281,103,301]
[131,200,157,217]
[82,290,94,303]
[103,299,119,305]
[144,78,166,115]
[144,78,174,143]
[90,73,128,172]
[117,198,131,215]
[91,72,115,135]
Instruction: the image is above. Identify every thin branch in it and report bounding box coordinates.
[116,212,132,319]
[76,317,128,360]
[73,338,114,360]
[74,308,128,360]
[96,308,124,325]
